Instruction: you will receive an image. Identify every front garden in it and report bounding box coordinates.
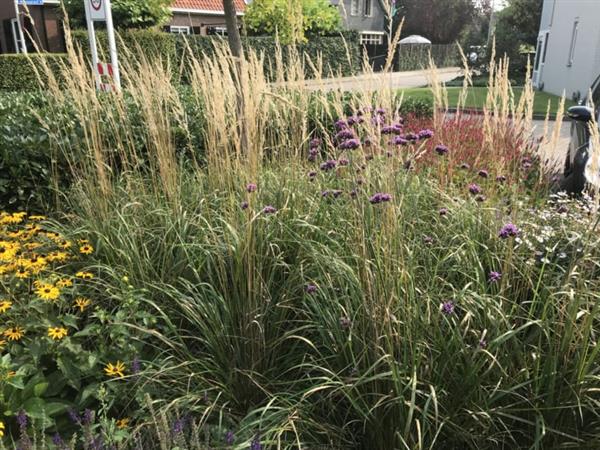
[1,36,600,450]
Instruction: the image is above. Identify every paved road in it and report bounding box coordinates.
[299,67,462,91]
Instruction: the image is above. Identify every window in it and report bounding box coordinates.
[170,26,190,35]
[10,19,24,53]
[207,26,227,36]
[363,0,372,17]
[360,32,384,45]
[350,0,360,16]
[542,32,549,64]
[567,19,579,67]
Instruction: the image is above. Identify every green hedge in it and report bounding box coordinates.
[0,54,68,91]
[395,44,459,71]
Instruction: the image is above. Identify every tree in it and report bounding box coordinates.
[223,0,243,58]
[243,0,341,45]
[490,0,543,73]
[62,0,172,29]
[392,0,477,44]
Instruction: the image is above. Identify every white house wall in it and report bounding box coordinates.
[537,0,600,100]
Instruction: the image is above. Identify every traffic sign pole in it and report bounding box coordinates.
[84,0,121,92]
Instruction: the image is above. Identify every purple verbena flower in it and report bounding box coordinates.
[405,132,418,141]
[381,125,396,135]
[499,223,519,239]
[132,356,141,375]
[225,430,235,446]
[340,139,361,150]
[241,201,249,210]
[478,169,489,178]
[335,129,355,141]
[376,107,386,115]
[369,193,392,204]
[309,138,322,148]
[468,183,482,195]
[171,418,185,436]
[338,158,349,166]
[320,160,337,171]
[250,434,262,450]
[488,271,502,283]
[262,206,277,214]
[439,207,448,216]
[332,190,343,198]
[418,129,434,140]
[475,195,486,202]
[305,284,317,294]
[435,144,449,156]
[246,183,257,193]
[496,175,506,183]
[423,235,434,245]
[393,136,409,146]
[335,119,348,130]
[441,301,455,315]
[460,163,470,170]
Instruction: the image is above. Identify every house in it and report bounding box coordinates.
[0,0,64,54]
[167,0,248,36]
[331,0,387,45]
[533,0,600,100]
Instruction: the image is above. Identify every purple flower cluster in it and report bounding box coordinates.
[340,138,361,150]
[418,129,434,140]
[499,223,519,239]
[335,119,348,130]
[369,193,392,204]
[262,206,277,214]
[442,301,455,315]
[320,160,337,171]
[478,169,489,178]
[468,183,482,195]
[305,284,317,294]
[435,144,449,156]
[335,129,355,141]
[488,271,502,283]
[438,207,449,216]
[393,136,409,146]
[246,183,257,193]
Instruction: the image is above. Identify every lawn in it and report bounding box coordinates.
[399,86,575,116]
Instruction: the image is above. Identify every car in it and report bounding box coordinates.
[561,75,600,193]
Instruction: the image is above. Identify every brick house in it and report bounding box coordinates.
[0,0,64,54]
[167,0,248,36]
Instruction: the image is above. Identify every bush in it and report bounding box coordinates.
[0,54,68,91]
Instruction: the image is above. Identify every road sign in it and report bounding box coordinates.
[17,0,44,5]
[88,0,107,21]
[84,0,121,92]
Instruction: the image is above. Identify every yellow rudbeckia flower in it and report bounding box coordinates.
[48,327,68,340]
[104,361,126,378]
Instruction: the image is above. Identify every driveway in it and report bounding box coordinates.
[299,67,462,91]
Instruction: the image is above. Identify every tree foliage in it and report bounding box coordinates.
[62,0,172,29]
[491,0,543,73]
[393,0,477,44]
[243,0,342,45]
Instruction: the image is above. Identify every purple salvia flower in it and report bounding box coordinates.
[488,271,502,283]
[132,356,141,375]
[435,144,449,155]
[262,206,277,214]
[68,409,81,425]
[226,430,235,445]
[83,409,94,425]
[250,434,262,450]
[369,193,392,204]
[171,418,185,436]
[17,410,27,429]
[468,183,482,195]
[442,301,455,315]
[499,223,519,239]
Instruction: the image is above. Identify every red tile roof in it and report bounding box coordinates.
[172,0,247,12]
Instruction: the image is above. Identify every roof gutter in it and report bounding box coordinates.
[170,8,244,16]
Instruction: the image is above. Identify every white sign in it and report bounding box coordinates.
[89,0,107,21]
[84,0,121,92]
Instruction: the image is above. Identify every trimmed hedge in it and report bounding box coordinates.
[395,44,459,71]
[0,54,68,91]
[71,29,360,80]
